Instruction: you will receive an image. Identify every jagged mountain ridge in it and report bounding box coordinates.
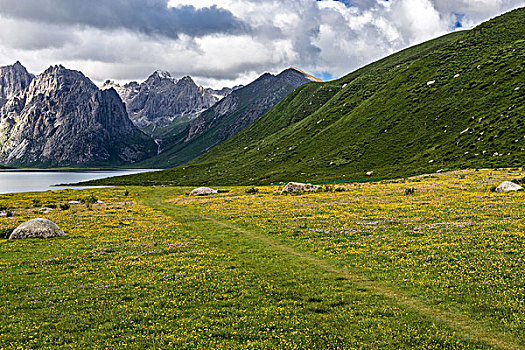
[102,71,232,131]
[0,61,34,106]
[138,67,320,168]
[0,64,156,167]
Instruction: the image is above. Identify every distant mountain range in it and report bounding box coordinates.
[0,64,156,167]
[0,60,317,168]
[86,7,525,186]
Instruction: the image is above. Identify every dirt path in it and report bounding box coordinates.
[146,194,522,350]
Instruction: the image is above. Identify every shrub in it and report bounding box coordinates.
[81,195,98,204]
[322,185,334,192]
[0,204,7,212]
[245,187,259,194]
[60,203,71,211]
[512,177,525,185]
[405,188,416,195]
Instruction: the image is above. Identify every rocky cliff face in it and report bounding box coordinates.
[0,64,156,167]
[0,61,34,106]
[103,71,231,131]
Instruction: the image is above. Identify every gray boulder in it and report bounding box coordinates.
[495,181,522,192]
[189,187,218,196]
[282,182,320,193]
[9,218,65,239]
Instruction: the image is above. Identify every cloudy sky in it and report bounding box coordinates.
[0,0,523,88]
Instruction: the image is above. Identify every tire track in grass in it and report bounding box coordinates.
[146,194,522,350]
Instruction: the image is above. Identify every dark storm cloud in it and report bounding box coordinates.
[0,0,250,39]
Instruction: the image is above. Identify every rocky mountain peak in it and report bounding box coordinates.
[179,76,195,84]
[280,67,322,82]
[23,65,97,105]
[0,61,34,104]
[39,65,95,87]
[101,79,118,89]
[145,70,177,86]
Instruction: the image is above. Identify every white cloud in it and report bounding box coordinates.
[0,0,523,88]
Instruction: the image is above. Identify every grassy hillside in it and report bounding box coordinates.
[89,8,524,186]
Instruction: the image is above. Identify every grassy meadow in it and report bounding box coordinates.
[1,169,524,349]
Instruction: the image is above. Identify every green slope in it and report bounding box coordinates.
[88,8,525,186]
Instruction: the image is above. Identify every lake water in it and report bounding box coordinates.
[0,169,158,194]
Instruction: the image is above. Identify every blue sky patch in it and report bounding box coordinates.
[315,72,334,81]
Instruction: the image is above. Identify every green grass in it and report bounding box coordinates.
[88,8,525,186]
[1,168,525,348]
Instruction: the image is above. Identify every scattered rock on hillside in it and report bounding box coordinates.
[366,171,374,176]
[495,181,522,192]
[282,182,320,193]
[190,187,218,196]
[9,218,65,239]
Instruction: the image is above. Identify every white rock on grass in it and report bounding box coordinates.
[366,171,374,176]
[495,181,522,192]
[190,187,218,196]
[281,182,320,193]
[9,218,65,239]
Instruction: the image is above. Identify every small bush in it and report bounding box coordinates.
[245,187,259,194]
[81,195,98,204]
[124,189,130,196]
[6,211,13,217]
[60,203,71,211]
[335,187,346,192]
[32,199,41,207]
[322,185,334,192]
[405,188,416,195]
[0,204,7,212]
[47,204,57,209]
